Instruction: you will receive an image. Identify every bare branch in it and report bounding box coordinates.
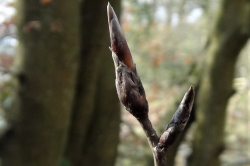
[107,3,195,166]
[107,1,158,154]
[158,86,195,150]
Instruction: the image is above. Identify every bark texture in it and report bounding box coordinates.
[2,0,80,165]
[188,0,250,165]
[65,0,120,166]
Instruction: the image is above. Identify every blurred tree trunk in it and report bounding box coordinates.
[65,0,120,166]
[188,0,250,166]
[2,0,80,165]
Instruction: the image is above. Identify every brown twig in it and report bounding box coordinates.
[107,3,195,166]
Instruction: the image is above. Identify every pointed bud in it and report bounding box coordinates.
[107,3,135,72]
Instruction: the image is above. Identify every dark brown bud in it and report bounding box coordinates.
[158,86,195,149]
[107,3,135,72]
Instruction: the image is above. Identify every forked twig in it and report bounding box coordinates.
[107,3,195,166]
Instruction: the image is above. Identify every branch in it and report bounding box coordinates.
[107,3,195,166]
[158,86,194,150]
[154,87,194,165]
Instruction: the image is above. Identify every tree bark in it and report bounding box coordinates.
[2,0,80,165]
[188,0,250,165]
[65,0,121,165]
[79,55,120,166]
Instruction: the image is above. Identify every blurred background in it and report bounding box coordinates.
[0,0,249,166]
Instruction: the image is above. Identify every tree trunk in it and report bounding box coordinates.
[188,0,250,165]
[65,0,121,165]
[2,0,80,165]
[79,51,120,166]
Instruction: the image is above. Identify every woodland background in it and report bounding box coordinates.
[0,0,249,166]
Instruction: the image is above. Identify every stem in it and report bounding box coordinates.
[107,3,195,166]
[139,118,167,166]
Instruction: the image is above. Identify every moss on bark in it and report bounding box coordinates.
[188,0,250,165]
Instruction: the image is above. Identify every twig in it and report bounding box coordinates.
[107,3,195,166]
